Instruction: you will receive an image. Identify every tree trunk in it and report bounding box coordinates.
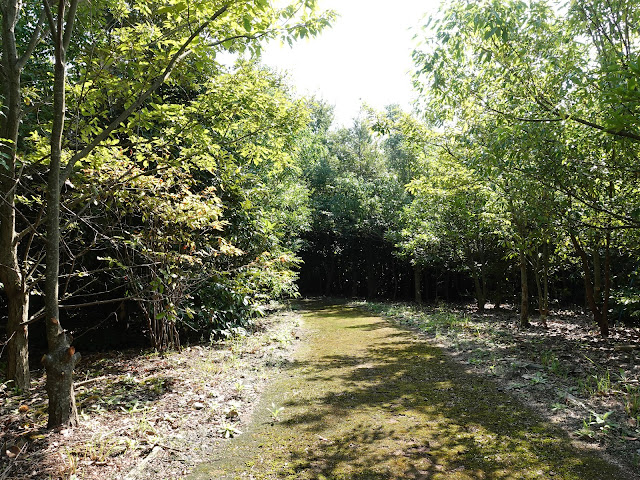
[470,255,486,312]
[0,0,30,390]
[593,244,602,307]
[5,287,30,389]
[472,271,485,312]
[481,261,487,309]
[542,241,550,323]
[0,180,30,391]
[43,0,81,428]
[569,231,609,337]
[602,230,612,330]
[414,264,422,304]
[533,247,547,327]
[366,259,377,299]
[519,248,530,328]
[392,260,398,301]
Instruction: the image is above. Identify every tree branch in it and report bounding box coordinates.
[62,0,80,52]
[17,9,46,70]
[60,297,145,309]
[61,4,231,182]
[536,96,640,142]
[42,0,57,40]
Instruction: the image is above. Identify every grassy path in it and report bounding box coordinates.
[189,302,627,479]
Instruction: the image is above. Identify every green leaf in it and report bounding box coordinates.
[157,1,186,16]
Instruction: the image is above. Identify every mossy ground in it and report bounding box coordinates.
[190,302,627,480]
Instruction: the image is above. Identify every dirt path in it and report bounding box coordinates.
[189,302,630,480]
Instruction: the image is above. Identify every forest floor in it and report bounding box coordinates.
[190,300,637,479]
[1,307,303,480]
[1,300,639,479]
[362,300,640,474]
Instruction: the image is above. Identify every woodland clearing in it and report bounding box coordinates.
[2,301,639,479]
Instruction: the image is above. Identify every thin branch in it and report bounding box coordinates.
[0,442,27,480]
[24,251,46,285]
[61,282,124,300]
[42,0,57,40]
[0,332,16,366]
[16,203,45,243]
[60,297,145,309]
[62,0,80,51]
[17,9,46,70]
[484,104,564,123]
[23,296,145,326]
[536,96,640,143]
[25,308,45,325]
[62,4,231,181]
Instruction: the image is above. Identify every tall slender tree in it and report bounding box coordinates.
[1,0,332,427]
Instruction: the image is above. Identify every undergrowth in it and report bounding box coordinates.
[0,307,301,480]
[355,300,640,459]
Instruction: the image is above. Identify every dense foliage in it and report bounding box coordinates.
[298,0,640,341]
[2,0,640,429]
[0,0,332,426]
[408,0,640,336]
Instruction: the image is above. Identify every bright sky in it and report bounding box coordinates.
[261,0,442,127]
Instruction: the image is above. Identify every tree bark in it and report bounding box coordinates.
[534,241,550,327]
[519,248,530,328]
[569,231,609,337]
[414,264,422,303]
[5,287,30,388]
[542,241,550,322]
[466,246,485,311]
[42,0,81,428]
[593,243,602,307]
[0,0,30,390]
[472,269,485,312]
[603,230,612,330]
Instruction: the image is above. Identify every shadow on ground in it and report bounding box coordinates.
[190,303,630,480]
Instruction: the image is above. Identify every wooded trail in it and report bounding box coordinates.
[190,302,628,480]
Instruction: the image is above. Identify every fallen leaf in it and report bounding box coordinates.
[6,445,21,458]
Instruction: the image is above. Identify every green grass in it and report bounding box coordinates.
[190,302,625,480]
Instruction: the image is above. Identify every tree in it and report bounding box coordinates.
[413,0,640,142]
[401,152,501,311]
[411,0,640,334]
[298,108,407,298]
[1,0,332,427]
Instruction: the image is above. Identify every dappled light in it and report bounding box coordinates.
[191,304,623,479]
[2,0,640,477]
